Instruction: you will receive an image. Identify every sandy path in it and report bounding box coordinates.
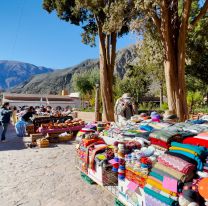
[0,125,114,206]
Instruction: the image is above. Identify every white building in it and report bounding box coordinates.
[2,93,81,109]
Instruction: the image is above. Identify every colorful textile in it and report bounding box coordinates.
[140,124,154,132]
[171,142,207,156]
[146,184,178,201]
[144,186,177,206]
[158,154,195,174]
[183,137,208,148]
[149,130,182,143]
[149,137,169,149]
[168,149,204,171]
[154,162,194,182]
[169,146,198,156]
[165,151,198,166]
[145,193,169,206]
[147,177,177,196]
[89,145,107,171]
[149,171,163,182]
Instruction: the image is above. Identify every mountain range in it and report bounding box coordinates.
[0,60,53,90]
[11,45,138,94]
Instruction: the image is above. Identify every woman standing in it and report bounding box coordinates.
[0,102,12,142]
[12,106,18,125]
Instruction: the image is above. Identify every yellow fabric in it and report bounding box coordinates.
[147,177,177,197]
[12,112,17,125]
[170,146,198,156]
[126,167,148,178]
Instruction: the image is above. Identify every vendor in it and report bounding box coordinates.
[46,106,52,114]
[114,93,137,123]
[22,106,36,123]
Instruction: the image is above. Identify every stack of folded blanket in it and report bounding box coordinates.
[183,124,208,134]
[183,132,208,148]
[149,130,182,151]
[143,142,207,206]
[144,163,179,206]
[169,142,207,171]
[125,154,153,188]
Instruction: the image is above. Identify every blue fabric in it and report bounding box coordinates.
[187,119,207,124]
[141,163,151,168]
[15,120,26,137]
[169,149,203,171]
[149,171,163,182]
[140,124,154,132]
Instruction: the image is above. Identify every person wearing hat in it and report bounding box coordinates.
[114,93,137,124]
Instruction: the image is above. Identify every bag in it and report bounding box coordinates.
[15,120,26,137]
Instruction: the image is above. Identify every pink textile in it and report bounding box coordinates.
[163,176,178,193]
[158,154,195,174]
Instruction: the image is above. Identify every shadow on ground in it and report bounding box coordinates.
[0,124,26,151]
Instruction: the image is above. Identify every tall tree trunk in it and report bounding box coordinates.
[159,81,164,108]
[207,92,208,105]
[160,0,189,121]
[98,32,117,122]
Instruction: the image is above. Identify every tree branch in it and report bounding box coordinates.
[180,0,192,31]
[152,11,161,32]
[189,0,208,29]
[147,5,162,35]
[110,32,117,74]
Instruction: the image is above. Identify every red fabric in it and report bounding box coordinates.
[149,137,170,149]
[183,137,208,148]
[140,157,152,165]
[89,145,107,171]
[82,138,105,147]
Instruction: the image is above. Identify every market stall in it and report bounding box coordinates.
[75,115,208,206]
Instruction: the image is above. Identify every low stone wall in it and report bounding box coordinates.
[74,112,96,122]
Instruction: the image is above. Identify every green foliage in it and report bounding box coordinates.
[43,0,136,46]
[72,73,93,95]
[71,68,100,108]
[113,76,123,101]
[114,65,151,102]
[186,13,208,87]
[194,107,208,114]
[187,91,204,113]
[72,69,99,95]
[161,103,169,111]
[139,102,159,110]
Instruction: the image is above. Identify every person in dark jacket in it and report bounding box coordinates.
[0,102,12,142]
[22,106,36,123]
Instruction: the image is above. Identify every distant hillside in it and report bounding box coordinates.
[0,60,53,89]
[14,45,138,94]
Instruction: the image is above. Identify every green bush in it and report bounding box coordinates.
[161,102,168,110]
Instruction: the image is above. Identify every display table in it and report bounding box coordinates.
[38,125,84,134]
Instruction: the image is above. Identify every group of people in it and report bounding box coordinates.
[0,103,73,142]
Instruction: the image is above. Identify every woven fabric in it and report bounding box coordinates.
[149,130,182,143]
[145,193,169,206]
[147,177,177,196]
[158,154,195,174]
[154,162,194,182]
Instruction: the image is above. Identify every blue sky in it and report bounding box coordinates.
[0,0,137,69]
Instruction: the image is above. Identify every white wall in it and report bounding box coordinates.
[3,99,81,109]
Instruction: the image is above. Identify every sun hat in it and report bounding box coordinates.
[122,93,131,99]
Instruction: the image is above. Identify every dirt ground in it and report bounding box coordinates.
[0,124,114,206]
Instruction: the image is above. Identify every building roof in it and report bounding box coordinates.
[3,93,78,102]
[69,92,80,98]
